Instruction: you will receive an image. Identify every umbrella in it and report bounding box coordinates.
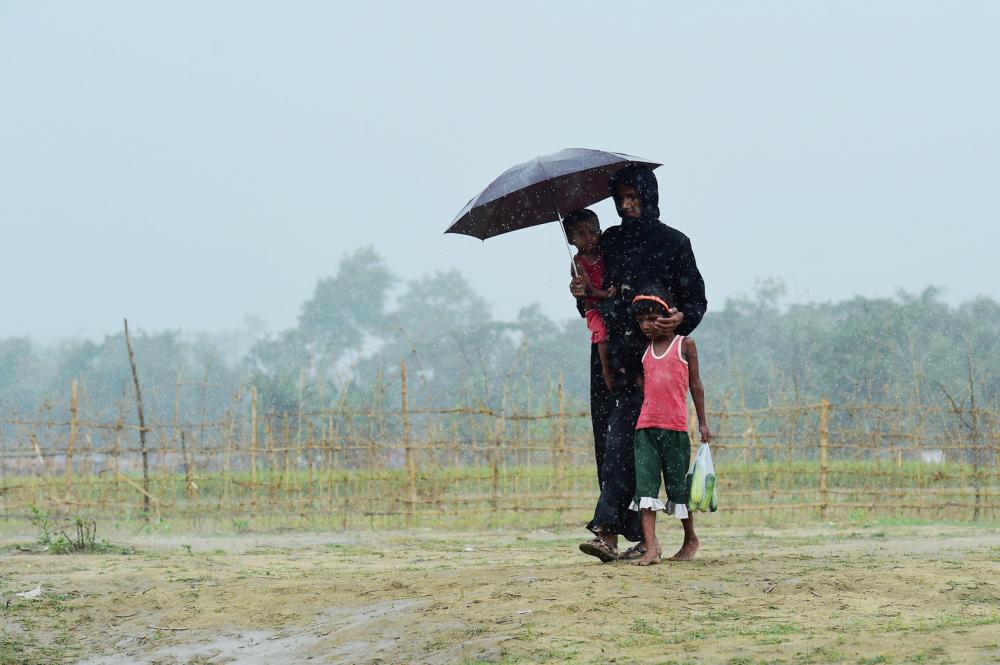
[445,148,660,272]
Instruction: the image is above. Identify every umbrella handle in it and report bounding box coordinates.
[557,208,580,279]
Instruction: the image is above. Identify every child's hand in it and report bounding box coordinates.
[607,286,617,298]
[602,365,614,392]
[569,276,587,299]
[699,424,712,443]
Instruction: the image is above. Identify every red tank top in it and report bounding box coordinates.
[572,255,605,309]
[636,335,689,431]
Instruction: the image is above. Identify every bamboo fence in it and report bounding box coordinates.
[2,363,999,529]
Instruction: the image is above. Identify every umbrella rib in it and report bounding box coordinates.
[535,157,579,277]
[535,156,559,217]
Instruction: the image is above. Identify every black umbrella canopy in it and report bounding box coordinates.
[446,148,661,240]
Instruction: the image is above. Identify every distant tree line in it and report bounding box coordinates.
[2,247,998,429]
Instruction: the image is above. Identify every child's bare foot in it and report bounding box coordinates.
[668,536,699,561]
[619,542,647,560]
[631,547,662,566]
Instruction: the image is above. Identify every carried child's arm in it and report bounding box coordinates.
[572,257,617,299]
[588,284,617,299]
[684,338,711,443]
[570,258,591,299]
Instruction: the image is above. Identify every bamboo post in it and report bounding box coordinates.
[222,391,238,512]
[499,386,510,478]
[401,361,416,526]
[968,355,981,522]
[490,402,502,519]
[306,419,315,505]
[282,413,291,495]
[327,413,335,512]
[738,380,751,466]
[524,354,533,469]
[557,376,567,519]
[64,380,79,502]
[250,386,258,511]
[295,372,304,496]
[185,362,209,521]
[113,419,122,504]
[433,419,443,469]
[83,428,96,485]
[788,405,797,468]
[512,416,521,516]
[819,398,830,518]
[368,366,381,529]
[180,430,194,501]
[332,413,348,529]
[197,360,211,484]
[172,371,182,483]
[266,419,277,499]
[123,319,151,517]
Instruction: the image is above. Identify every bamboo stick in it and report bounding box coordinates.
[557,376,566,520]
[123,320,151,517]
[64,380,78,502]
[181,430,194,501]
[819,397,830,518]
[402,361,415,527]
[250,386,258,511]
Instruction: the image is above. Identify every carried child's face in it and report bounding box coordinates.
[636,311,669,340]
[570,222,600,253]
[615,184,642,218]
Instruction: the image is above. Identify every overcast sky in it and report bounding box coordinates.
[2,2,998,342]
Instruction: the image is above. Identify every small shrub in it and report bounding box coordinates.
[28,505,54,545]
[631,618,663,636]
[27,506,132,555]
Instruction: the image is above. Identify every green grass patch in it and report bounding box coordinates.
[0,634,73,665]
[630,617,663,636]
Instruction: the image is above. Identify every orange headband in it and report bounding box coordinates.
[632,294,671,312]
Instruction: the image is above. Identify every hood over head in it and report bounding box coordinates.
[608,165,660,222]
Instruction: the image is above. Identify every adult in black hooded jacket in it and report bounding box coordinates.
[572,165,707,556]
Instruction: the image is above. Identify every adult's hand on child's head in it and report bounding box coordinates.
[652,308,684,335]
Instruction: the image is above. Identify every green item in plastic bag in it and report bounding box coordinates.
[688,443,715,511]
[700,474,716,511]
[689,464,706,507]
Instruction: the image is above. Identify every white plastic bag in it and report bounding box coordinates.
[688,443,716,512]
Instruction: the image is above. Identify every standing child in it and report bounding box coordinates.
[627,288,711,565]
[564,209,616,391]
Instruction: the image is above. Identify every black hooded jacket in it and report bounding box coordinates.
[596,166,707,390]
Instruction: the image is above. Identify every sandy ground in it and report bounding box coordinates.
[2,523,1000,664]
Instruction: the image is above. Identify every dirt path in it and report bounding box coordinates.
[2,523,1000,664]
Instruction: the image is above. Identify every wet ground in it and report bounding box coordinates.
[2,523,1000,664]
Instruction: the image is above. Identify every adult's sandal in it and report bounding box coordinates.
[579,538,619,563]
